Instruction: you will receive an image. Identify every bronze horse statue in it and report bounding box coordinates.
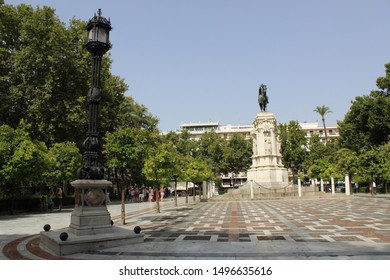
[258,84,268,112]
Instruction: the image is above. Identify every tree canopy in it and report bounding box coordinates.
[338,63,390,151]
[0,4,151,148]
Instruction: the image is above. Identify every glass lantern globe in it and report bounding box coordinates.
[85,9,112,55]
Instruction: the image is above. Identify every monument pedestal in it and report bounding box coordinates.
[246,112,288,188]
[40,179,143,256]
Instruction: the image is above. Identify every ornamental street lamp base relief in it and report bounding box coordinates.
[40,179,144,256]
[68,180,113,236]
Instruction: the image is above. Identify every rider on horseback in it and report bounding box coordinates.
[258,84,269,112]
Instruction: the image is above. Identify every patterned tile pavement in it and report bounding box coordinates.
[132,198,390,244]
[1,195,390,259]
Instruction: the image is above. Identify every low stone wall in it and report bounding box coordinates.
[215,185,321,201]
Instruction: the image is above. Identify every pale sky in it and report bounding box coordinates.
[6,0,390,132]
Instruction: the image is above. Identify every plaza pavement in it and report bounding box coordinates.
[1,194,390,260]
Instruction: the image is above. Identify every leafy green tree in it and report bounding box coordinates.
[338,63,390,151]
[279,121,308,171]
[305,135,326,166]
[379,142,390,180]
[313,105,332,144]
[220,134,252,185]
[0,124,48,213]
[164,130,197,156]
[143,142,180,212]
[334,148,359,192]
[104,94,158,132]
[195,130,227,174]
[306,136,342,188]
[104,127,158,223]
[44,142,82,191]
[357,146,382,183]
[378,141,390,193]
[182,155,214,201]
[0,4,131,147]
[338,93,390,151]
[163,130,202,204]
[0,5,87,144]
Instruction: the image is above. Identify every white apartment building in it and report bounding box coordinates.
[299,122,339,143]
[179,122,252,141]
[176,121,339,186]
[179,121,338,143]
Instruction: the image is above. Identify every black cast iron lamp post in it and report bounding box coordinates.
[78,9,112,180]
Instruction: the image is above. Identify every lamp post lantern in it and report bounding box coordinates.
[78,9,112,180]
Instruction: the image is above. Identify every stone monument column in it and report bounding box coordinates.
[246,111,288,188]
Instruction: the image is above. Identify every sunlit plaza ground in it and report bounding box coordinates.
[1,194,390,260]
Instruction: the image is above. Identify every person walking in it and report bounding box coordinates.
[160,187,165,201]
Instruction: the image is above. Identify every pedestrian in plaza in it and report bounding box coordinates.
[57,187,63,211]
[47,192,54,211]
[153,187,158,202]
[39,196,47,212]
[371,181,377,196]
[160,186,165,201]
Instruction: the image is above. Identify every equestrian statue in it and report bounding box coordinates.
[258,84,269,112]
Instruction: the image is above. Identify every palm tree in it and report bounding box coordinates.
[314,105,332,144]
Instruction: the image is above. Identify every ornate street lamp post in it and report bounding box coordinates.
[41,11,143,254]
[78,9,112,180]
[68,9,114,236]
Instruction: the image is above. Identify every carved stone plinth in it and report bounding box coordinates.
[68,179,113,235]
[246,112,289,188]
[40,179,144,256]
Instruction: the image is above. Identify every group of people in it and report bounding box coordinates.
[125,186,172,203]
[39,187,63,212]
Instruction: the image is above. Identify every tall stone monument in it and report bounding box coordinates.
[246,85,289,188]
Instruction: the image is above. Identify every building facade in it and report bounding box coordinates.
[175,121,339,186]
[179,121,339,143]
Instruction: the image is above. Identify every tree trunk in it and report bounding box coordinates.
[322,117,328,144]
[155,173,160,213]
[114,167,120,199]
[193,184,196,201]
[10,183,16,215]
[185,181,189,204]
[174,178,178,207]
[120,169,126,225]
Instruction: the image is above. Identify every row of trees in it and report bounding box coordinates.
[0,4,253,213]
[104,128,252,218]
[0,121,252,212]
[0,4,158,147]
[279,63,390,190]
[0,3,158,213]
[1,3,389,215]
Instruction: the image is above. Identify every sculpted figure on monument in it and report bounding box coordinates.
[258,84,269,112]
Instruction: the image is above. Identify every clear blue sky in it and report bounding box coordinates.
[7,0,390,132]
